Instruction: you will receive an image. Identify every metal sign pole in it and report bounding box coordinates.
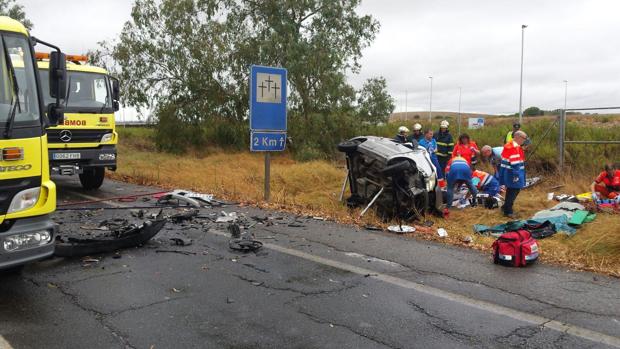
[558,109,565,172]
[264,152,271,201]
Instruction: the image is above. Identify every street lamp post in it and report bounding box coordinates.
[405,90,408,118]
[563,80,568,110]
[458,87,462,136]
[518,24,527,124]
[428,76,433,124]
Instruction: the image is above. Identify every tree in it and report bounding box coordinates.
[0,0,33,30]
[100,0,378,123]
[226,0,379,119]
[523,106,543,116]
[356,77,394,124]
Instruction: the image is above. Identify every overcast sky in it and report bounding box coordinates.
[19,0,620,116]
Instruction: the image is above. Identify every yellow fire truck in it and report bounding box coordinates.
[0,17,66,271]
[36,53,119,190]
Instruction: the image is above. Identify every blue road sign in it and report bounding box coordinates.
[250,65,287,132]
[250,131,286,152]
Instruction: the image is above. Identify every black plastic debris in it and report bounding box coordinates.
[54,212,167,257]
[228,223,263,252]
[168,209,199,223]
[170,236,193,246]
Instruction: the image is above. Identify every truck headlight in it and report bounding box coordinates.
[101,133,114,142]
[8,187,40,214]
[3,230,52,252]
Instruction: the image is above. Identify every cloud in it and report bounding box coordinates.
[17,0,620,115]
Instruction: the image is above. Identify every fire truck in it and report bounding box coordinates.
[0,16,66,271]
[36,53,119,190]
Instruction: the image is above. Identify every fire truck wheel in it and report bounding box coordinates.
[79,167,105,190]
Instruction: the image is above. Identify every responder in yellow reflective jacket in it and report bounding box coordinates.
[433,120,454,175]
[504,123,521,143]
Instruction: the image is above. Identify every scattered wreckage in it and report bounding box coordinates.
[54,212,167,257]
[338,136,442,220]
[53,189,266,258]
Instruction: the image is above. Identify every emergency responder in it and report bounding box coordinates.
[419,129,444,180]
[504,123,521,143]
[394,126,409,143]
[472,170,501,196]
[434,120,454,175]
[481,145,502,177]
[591,163,620,200]
[452,133,480,167]
[505,122,531,150]
[445,156,478,211]
[409,123,423,143]
[498,130,527,218]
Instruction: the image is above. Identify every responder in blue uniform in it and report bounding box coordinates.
[434,120,454,176]
[394,126,409,143]
[445,156,477,209]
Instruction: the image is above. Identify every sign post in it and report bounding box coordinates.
[249,65,288,201]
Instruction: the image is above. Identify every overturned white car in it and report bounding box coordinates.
[338,136,443,220]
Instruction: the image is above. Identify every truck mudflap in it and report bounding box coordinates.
[0,215,56,270]
[49,145,117,175]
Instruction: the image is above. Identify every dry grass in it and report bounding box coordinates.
[110,130,620,277]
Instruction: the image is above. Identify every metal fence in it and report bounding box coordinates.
[558,107,620,171]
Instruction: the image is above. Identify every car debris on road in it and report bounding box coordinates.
[54,211,168,257]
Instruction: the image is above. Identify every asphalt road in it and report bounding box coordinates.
[1,176,619,349]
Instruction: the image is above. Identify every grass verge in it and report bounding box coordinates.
[111,127,620,277]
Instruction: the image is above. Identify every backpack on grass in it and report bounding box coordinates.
[492,230,539,267]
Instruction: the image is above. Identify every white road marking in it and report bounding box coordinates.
[0,336,14,349]
[212,229,620,348]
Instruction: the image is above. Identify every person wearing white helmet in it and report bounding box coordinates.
[409,123,423,143]
[394,126,410,143]
[433,120,454,174]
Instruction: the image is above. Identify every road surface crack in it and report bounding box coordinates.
[407,300,477,344]
[25,277,137,349]
[295,308,400,349]
[231,273,360,297]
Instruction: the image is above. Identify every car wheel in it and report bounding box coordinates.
[337,140,360,153]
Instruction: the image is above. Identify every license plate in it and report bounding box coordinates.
[53,153,81,160]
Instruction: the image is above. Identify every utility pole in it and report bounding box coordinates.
[518,24,527,124]
[458,87,462,136]
[563,80,568,110]
[428,76,433,124]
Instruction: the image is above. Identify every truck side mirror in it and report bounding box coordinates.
[111,77,120,99]
[49,51,67,100]
[110,77,120,111]
[47,103,64,126]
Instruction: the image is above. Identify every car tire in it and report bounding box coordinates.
[337,140,360,153]
[382,160,412,176]
[79,167,105,190]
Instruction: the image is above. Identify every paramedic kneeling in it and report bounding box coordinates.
[445,156,478,210]
[473,170,500,196]
[591,163,620,200]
